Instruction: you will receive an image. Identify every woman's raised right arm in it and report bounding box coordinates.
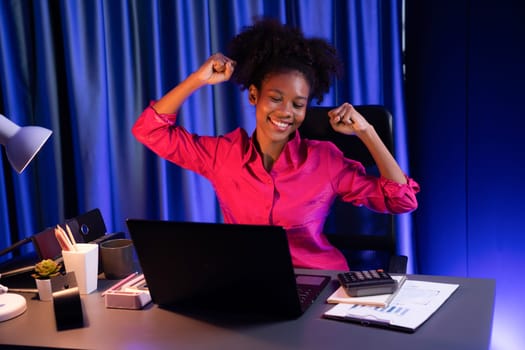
[153,53,236,114]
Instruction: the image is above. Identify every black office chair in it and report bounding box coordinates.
[299,105,407,273]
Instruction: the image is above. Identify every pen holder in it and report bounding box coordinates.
[62,243,99,294]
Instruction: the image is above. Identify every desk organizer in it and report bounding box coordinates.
[104,289,151,309]
[103,273,152,309]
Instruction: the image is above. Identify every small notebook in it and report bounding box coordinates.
[327,275,407,307]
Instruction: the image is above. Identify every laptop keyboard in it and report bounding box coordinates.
[295,274,331,311]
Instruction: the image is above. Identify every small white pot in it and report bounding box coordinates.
[35,279,53,301]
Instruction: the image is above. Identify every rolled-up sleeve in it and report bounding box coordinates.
[132,104,218,175]
[379,175,420,214]
[131,103,179,156]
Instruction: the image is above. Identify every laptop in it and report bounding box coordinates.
[125,219,331,319]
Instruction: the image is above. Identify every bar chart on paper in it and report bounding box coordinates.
[324,280,459,332]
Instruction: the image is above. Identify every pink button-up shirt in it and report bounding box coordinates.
[132,105,420,271]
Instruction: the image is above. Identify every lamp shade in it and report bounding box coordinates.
[0,114,52,173]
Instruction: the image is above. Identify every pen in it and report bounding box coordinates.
[65,223,78,251]
[6,287,39,293]
[120,274,145,290]
[101,272,139,297]
[55,226,73,251]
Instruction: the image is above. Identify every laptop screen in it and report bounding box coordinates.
[126,219,315,318]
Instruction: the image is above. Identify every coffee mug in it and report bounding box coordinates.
[100,239,135,279]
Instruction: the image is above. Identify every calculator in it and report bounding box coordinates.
[337,269,397,297]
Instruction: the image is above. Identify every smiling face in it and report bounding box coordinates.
[249,70,310,152]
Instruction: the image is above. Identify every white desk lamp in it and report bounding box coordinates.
[0,113,53,321]
[0,113,52,173]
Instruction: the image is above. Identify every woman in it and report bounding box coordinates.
[132,19,419,271]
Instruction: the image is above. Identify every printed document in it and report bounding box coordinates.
[323,279,459,332]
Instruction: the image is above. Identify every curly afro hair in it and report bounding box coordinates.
[227,18,343,104]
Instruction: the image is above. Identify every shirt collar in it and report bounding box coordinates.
[242,130,307,169]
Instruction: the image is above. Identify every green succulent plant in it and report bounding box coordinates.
[32,259,63,279]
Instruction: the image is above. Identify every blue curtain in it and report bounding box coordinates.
[0,0,412,268]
